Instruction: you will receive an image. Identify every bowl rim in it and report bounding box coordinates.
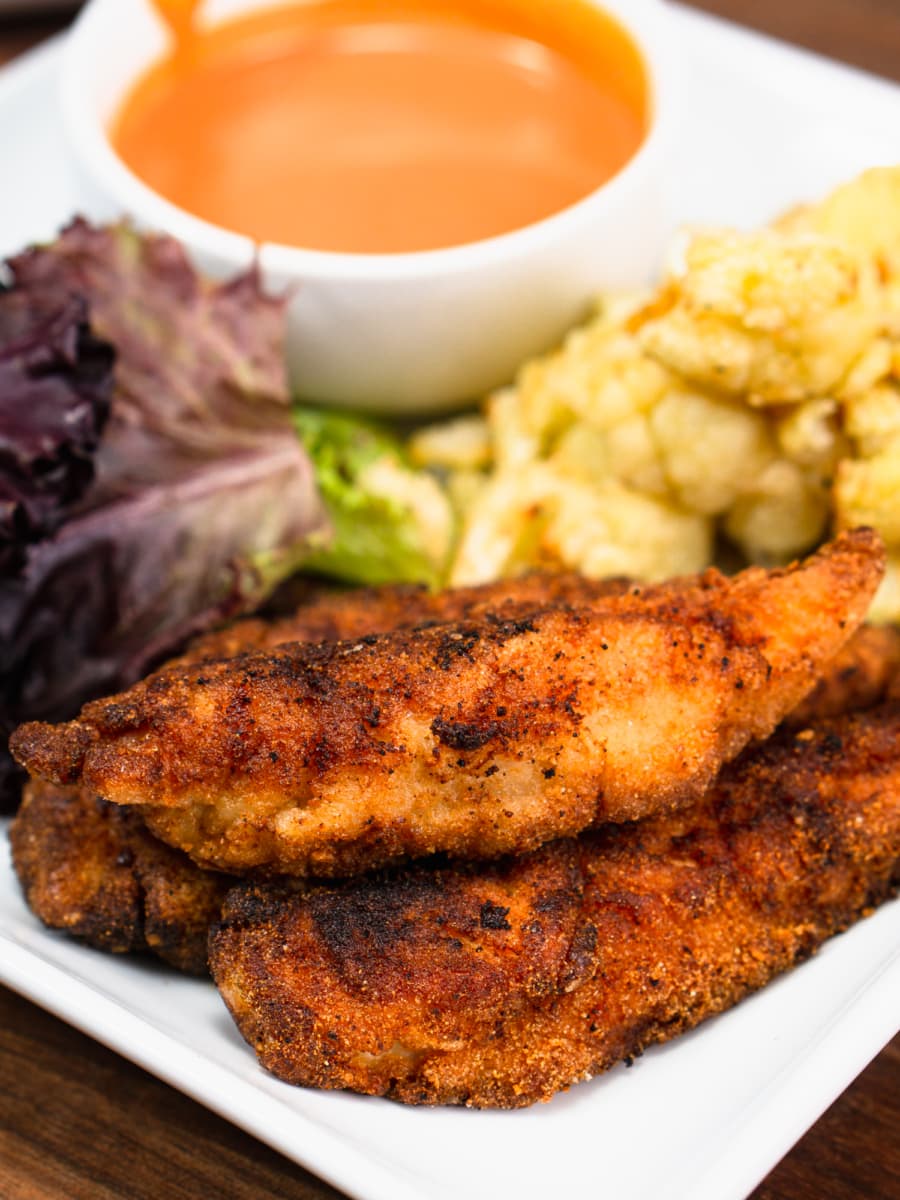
[60,0,679,281]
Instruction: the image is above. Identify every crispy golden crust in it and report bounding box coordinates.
[10,531,885,877]
[209,704,900,1107]
[784,623,900,726]
[10,780,232,973]
[176,573,634,665]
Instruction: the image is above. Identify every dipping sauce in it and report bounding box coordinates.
[113,0,649,254]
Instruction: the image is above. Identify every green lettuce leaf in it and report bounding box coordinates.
[294,408,452,588]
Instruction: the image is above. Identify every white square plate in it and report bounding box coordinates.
[2,8,900,1200]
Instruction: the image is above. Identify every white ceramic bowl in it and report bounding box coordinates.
[60,0,679,412]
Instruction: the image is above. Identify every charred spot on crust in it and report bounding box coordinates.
[216,882,298,930]
[534,887,578,917]
[309,875,445,961]
[561,922,598,983]
[483,614,538,640]
[433,627,482,670]
[479,902,511,931]
[430,613,540,671]
[96,702,148,733]
[431,717,501,752]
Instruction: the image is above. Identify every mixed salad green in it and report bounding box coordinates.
[0,220,450,805]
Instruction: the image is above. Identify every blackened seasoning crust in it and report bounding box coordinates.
[209,704,900,1106]
[10,780,232,973]
[479,901,512,930]
[11,532,886,877]
[431,717,502,752]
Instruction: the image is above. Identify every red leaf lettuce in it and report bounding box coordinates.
[1,221,328,806]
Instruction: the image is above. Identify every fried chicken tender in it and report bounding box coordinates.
[784,622,900,726]
[11,531,884,877]
[10,781,232,974]
[209,704,900,1107]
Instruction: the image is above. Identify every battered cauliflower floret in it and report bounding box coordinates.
[725,460,832,562]
[650,387,776,515]
[834,383,900,586]
[774,399,844,470]
[780,166,900,283]
[842,384,900,457]
[835,451,900,544]
[635,230,883,405]
[512,308,670,442]
[870,556,900,625]
[423,166,900,620]
[408,414,491,472]
[449,463,710,587]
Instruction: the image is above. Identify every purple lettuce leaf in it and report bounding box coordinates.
[0,286,114,571]
[1,220,328,806]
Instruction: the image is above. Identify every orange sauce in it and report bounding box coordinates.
[113,0,648,254]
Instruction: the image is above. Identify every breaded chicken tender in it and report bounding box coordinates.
[198,602,900,734]
[785,623,900,726]
[11,531,884,877]
[209,704,900,1107]
[10,781,232,973]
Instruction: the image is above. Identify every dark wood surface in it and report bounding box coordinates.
[1,4,898,1199]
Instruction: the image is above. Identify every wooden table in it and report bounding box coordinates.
[1,4,898,1198]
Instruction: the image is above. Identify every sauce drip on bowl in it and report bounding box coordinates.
[115,0,649,254]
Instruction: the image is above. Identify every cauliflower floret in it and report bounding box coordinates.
[835,383,900,556]
[550,416,667,496]
[408,413,491,471]
[636,229,883,404]
[835,449,900,544]
[725,460,831,562]
[842,383,900,457]
[650,386,776,515]
[431,167,900,620]
[542,476,711,581]
[513,312,670,442]
[838,337,894,398]
[774,398,846,471]
[445,468,488,521]
[780,168,900,324]
[487,387,543,471]
[869,556,900,624]
[781,166,900,281]
[449,464,710,586]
